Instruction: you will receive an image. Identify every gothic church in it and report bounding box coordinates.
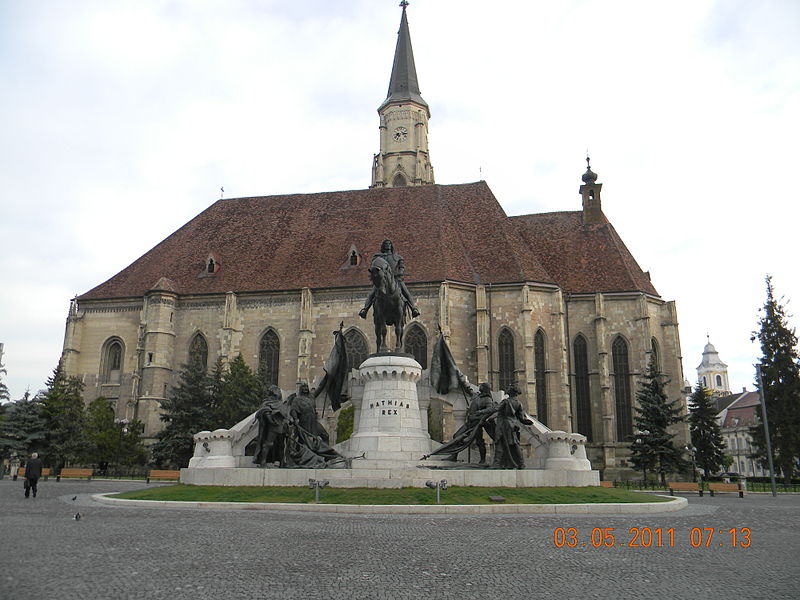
[60,5,687,477]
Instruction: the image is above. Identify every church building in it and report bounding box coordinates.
[60,5,687,477]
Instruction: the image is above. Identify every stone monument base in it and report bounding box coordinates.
[179,464,600,488]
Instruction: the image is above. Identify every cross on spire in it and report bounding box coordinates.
[400,0,409,8]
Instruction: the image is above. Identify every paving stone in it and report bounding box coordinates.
[0,479,797,599]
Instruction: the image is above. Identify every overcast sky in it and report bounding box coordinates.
[1,0,798,401]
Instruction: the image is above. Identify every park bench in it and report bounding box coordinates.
[599,481,613,488]
[668,481,703,496]
[58,468,94,481]
[146,469,181,484]
[708,482,744,498]
[17,467,51,480]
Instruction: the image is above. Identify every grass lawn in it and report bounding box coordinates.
[111,485,672,505]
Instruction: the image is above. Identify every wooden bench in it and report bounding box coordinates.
[146,469,181,484]
[668,481,703,496]
[599,481,614,488]
[708,482,744,498]
[17,467,52,480]
[58,468,94,481]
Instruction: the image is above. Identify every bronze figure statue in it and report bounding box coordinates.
[359,239,420,352]
[252,383,344,468]
[491,383,533,469]
[421,382,498,465]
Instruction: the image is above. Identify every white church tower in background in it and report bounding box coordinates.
[696,336,731,395]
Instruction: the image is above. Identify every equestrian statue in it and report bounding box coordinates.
[359,239,420,352]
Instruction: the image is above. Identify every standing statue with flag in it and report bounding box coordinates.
[314,322,349,414]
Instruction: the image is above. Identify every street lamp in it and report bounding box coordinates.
[684,444,697,482]
[114,418,129,476]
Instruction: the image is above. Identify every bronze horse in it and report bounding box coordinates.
[367,255,407,352]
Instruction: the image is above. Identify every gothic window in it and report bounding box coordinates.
[573,335,592,441]
[344,329,369,372]
[189,333,208,370]
[403,324,428,369]
[612,336,633,441]
[259,329,280,386]
[392,173,407,187]
[102,338,123,384]
[534,330,548,426]
[650,338,660,373]
[715,374,722,387]
[498,328,515,394]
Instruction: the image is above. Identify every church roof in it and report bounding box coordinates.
[379,4,428,112]
[510,211,659,295]
[78,182,660,301]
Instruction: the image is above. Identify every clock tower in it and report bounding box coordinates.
[371,2,434,188]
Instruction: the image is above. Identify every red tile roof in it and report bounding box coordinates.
[78,182,659,300]
[511,211,659,295]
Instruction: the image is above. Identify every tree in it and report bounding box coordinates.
[0,390,47,460]
[39,362,88,469]
[0,364,10,403]
[688,383,727,479]
[629,357,686,485]
[750,275,800,484]
[150,355,215,468]
[213,354,262,428]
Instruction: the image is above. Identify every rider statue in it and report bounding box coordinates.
[359,239,420,319]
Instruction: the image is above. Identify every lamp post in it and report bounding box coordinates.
[114,418,129,476]
[425,479,448,504]
[685,444,697,482]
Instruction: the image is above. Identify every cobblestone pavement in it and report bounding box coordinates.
[1,479,797,600]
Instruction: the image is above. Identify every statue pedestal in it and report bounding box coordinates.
[348,354,432,465]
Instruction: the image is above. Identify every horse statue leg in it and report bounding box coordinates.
[374,312,387,352]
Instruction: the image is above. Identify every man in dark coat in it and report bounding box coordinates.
[24,452,43,498]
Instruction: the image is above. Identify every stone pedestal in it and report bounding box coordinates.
[348,354,432,465]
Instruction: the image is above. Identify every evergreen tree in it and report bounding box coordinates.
[83,397,148,471]
[0,363,10,402]
[0,390,47,459]
[213,354,262,428]
[150,355,215,468]
[39,362,88,469]
[629,357,686,485]
[688,383,727,478]
[84,397,119,469]
[749,275,800,484]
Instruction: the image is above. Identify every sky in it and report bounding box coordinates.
[1,0,799,401]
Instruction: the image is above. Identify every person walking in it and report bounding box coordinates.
[23,452,43,498]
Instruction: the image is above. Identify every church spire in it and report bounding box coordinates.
[371,1,435,188]
[379,0,428,113]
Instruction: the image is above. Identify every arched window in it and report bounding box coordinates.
[612,336,633,441]
[350,250,358,266]
[207,258,215,273]
[573,335,592,441]
[403,323,428,369]
[102,339,124,384]
[498,328,515,393]
[392,173,407,187]
[259,329,280,386]
[650,338,660,373]
[189,333,208,370]
[344,329,369,372]
[534,330,548,426]
[715,374,722,387]
[702,376,707,387]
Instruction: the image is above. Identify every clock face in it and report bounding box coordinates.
[393,126,408,142]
